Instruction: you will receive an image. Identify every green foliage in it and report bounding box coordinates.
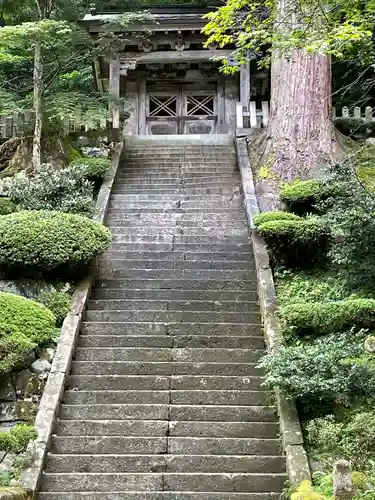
[256,217,327,267]
[281,299,375,338]
[0,198,16,215]
[306,412,375,472]
[69,158,110,181]
[0,211,111,278]
[0,425,37,454]
[291,480,329,500]
[253,211,301,227]
[313,470,375,500]
[280,180,336,216]
[260,332,375,408]
[37,290,71,327]
[0,292,56,372]
[5,164,95,214]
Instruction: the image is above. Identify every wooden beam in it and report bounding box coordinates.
[109,53,120,128]
[119,50,232,71]
[240,61,251,108]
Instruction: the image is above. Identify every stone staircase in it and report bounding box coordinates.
[38,135,286,500]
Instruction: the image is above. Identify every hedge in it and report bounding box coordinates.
[0,211,111,277]
[253,211,301,227]
[0,198,16,215]
[69,158,110,182]
[257,217,328,267]
[0,292,56,373]
[281,298,375,337]
[280,180,337,215]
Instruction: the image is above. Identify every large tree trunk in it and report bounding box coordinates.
[254,0,340,211]
[32,37,43,170]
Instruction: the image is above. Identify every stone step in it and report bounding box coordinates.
[70,361,264,376]
[55,420,277,438]
[105,242,251,253]
[107,208,246,214]
[106,228,248,237]
[98,251,252,262]
[59,404,277,422]
[94,279,258,291]
[114,180,240,188]
[68,375,265,391]
[106,235,250,245]
[45,453,285,473]
[80,322,262,337]
[117,173,239,180]
[111,189,242,196]
[105,214,248,223]
[105,221,247,229]
[78,335,264,349]
[96,269,255,280]
[73,348,264,363]
[88,299,257,311]
[40,472,286,492]
[84,310,261,324]
[63,390,269,406]
[90,288,257,301]
[98,260,253,271]
[39,492,282,500]
[38,492,282,500]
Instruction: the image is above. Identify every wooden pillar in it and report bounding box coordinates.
[138,80,147,135]
[240,61,251,109]
[217,78,225,133]
[224,78,238,133]
[109,52,120,129]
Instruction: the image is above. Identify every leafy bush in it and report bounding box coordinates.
[0,198,16,215]
[260,332,375,408]
[281,298,375,337]
[313,471,375,500]
[0,292,56,372]
[0,211,111,278]
[291,480,329,500]
[253,211,301,227]
[69,158,110,181]
[280,180,336,216]
[257,217,328,267]
[38,290,71,327]
[306,412,375,472]
[5,164,94,215]
[0,425,37,454]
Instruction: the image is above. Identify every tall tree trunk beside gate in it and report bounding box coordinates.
[32,36,43,169]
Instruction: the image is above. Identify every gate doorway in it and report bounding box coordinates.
[146,83,217,135]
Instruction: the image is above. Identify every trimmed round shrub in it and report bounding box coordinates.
[280,180,337,215]
[0,211,111,277]
[281,298,375,337]
[0,198,16,215]
[69,158,110,181]
[257,217,328,267]
[253,211,301,227]
[0,292,56,373]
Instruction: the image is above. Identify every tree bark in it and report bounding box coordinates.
[32,36,43,169]
[254,0,340,211]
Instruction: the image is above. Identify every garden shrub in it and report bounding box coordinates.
[260,332,375,409]
[5,164,94,214]
[38,290,71,327]
[281,298,375,337]
[280,180,336,216]
[0,425,37,454]
[306,412,375,473]
[0,292,56,372]
[0,198,16,215]
[0,211,111,278]
[291,480,329,500]
[69,157,110,182]
[253,211,301,227]
[256,217,328,267]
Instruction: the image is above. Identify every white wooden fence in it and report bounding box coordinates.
[236,102,375,129]
[0,109,114,139]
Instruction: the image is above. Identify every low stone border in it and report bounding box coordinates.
[235,137,311,488]
[17,142,123,498]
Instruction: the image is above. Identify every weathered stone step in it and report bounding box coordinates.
[59,404,277,422]
[38,492,282,500]
[68,375,265,391]
[98,251,252,262]
[111,189,241,196]
[105,242,251,253]
[97,268,255,280]
[107,234,250,245]
[45,453,284,473]
[106,221,247,230]
[78,335,264,349]
[84,310,261,323]
[70,361,263,376]
[74,348,264,364]
[98,260,253,271]
[114,180,240,188]
[40,472,286,492]
[51,436,168,454]
[105,214,248,223]
[108,203,245,212]
[55,420,277,438]
[63,390,269,406]
[108,208,246,214]
[94,278,257,291]
[107,228,248,238]
[88,299,257,311]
